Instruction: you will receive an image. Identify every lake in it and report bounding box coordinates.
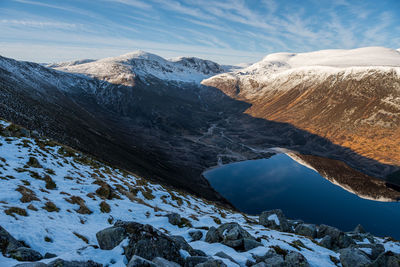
[204,153,400,239]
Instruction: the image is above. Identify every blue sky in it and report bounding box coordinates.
[0,0,399,64]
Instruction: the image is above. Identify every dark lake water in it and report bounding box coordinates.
[204,153,400,239]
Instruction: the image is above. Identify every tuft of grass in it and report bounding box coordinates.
[27,204,38,211]
[44,236,53,243]
[26,157,42,168]
[178,217,193,228]
[211,216,221,225]
[99,201,111,213]
[43,175,57,190]
[65,196,92,214]
[270,245,288,257]
[45,168,56,175]
[4,206,28,217]
[16,185,39,203]
[42,201,60,212]
[73,232,89,244]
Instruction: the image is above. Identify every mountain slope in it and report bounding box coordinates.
[203,47,400,176]
[1,119,399,267]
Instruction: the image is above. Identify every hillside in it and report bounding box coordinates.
[1,119,400,267]
[202,47,400,176]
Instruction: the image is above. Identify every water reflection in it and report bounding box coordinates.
[204,153,400,239]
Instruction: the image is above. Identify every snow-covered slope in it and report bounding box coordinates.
[2,119,399,266]
[46,59,95,68]
[50,51,226,85]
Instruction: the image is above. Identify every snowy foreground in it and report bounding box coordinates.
[0,119,399,267]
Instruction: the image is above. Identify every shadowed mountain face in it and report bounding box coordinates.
[1,52,399,207]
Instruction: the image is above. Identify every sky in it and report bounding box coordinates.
[0,0,399,65]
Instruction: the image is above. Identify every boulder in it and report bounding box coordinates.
[114,221,184,264]
[214,251,238,264]
[339,248,371,267]
[9,247,43,262]
[317,224,355,249]
[44,252,57,259]
[369,251,400,267]
[0,225,23,254]
[319,235,332,249]
[189,230,203,241]
[127,255,156,267]
[152,257,180,267]
[169,235,206,256]
[47,259,103,267]
[96,226,126,250]
[167,213,181,226]
[285,251,310,267]
[259,209,291,232]
[295,223,317,238]
[264,254,285,266]
[352,243,384,260]
[243,238,262,251]
[184,256,210,267]
[196,259,227,267]
[205,222,257,251]
[253,249,281,263]
[205,227,219,243]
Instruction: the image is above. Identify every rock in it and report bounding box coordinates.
[167,213,181,226]
[96,226,126,250]
[0,225,23,254]
[9,247,43,262]
[47,259,103,267]
[354,224,366,234]
[13,263,47,267]
[214,251,238,264]
[339,248,371,267]
[114,221,184,264]
[20,128,30,137]
[259,209,291,232]
[205,227,219,243]
[169,235,206,256]
[243,238,262,251]
[189,230,203,241]
[369,251,400,267]
[337,233,356,249]
[253,249,279,263]
[127,255,156,267]
[319,235,332,249]
[285,251,310,267]
[353,243,385,260]
[184,256,210,267]
[295,223,317,238]
[317,224,355,249]
[44,252,57,259]
[152,257,181,267]
[205,222,257,251]
[264,254,286,266]
[196,259,227,267]
[317,224,341,239]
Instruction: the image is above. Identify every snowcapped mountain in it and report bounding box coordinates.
[1,119,399,267]
[203,47,400,172]
[49,51,226,85]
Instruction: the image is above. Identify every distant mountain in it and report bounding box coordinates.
[203,47,400,174]
[50,51,226,85]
